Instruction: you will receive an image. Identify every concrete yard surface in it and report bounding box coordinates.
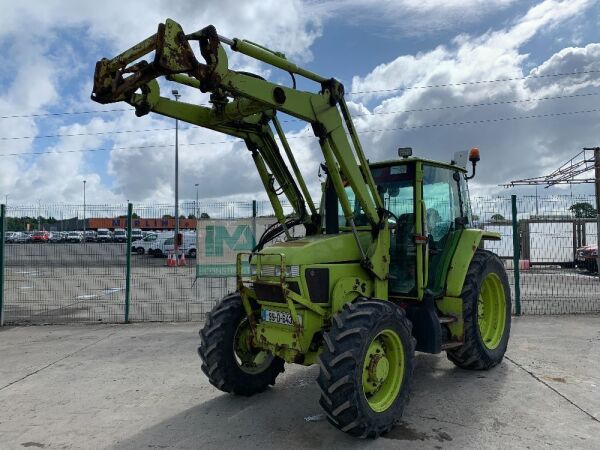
[0,316,599,449]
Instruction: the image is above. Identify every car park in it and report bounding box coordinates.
[575,244,598,272]
[67,231,84,243]
[113,228,127,243]
[96,228,112,243]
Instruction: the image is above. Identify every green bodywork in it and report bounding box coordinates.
[91,18,501,365]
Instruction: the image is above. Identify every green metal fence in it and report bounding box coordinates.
[0,195,598,325]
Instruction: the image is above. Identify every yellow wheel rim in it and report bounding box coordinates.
[477,272,507,350]
[362,329,405,412]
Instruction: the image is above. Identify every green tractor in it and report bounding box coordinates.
[92,19,511,438]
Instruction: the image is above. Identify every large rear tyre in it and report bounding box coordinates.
[317,300,415,438]
[447,249,511,370]
[198,293,284,396]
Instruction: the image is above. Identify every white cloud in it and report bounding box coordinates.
[344,0,599,196]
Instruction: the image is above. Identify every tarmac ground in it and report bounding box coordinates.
[1,315,599,449]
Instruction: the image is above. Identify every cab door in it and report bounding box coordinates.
[421,164,466,295]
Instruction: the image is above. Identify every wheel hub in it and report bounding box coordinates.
[363,340,388,393]
[368,354,389,383]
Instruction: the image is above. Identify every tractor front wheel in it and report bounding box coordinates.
[317,300,415,438]
[447,249,511,370]
[198,293,284,396]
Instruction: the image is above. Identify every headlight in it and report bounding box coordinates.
[286,265,300,277]
[259,265,300,277]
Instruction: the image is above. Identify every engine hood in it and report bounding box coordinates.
[255,232,372,266]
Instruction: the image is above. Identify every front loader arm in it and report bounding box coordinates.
[128,80,313,233]
[91,18,389,283]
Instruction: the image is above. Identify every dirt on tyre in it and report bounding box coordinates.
[198,293,284,396]
[447,249,511,370]
[317,299,415,438]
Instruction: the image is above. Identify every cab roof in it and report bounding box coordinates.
[369,156,468,173]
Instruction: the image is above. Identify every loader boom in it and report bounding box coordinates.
[92,19,390,287]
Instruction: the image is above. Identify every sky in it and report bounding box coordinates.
[0,0,599,208]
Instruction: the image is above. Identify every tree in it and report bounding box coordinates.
[187,214,196,219]
[569,202,596,218]
[200,212,210,219]
[490,213,506,222]
[162,214,174,219]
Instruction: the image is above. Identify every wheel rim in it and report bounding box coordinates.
[477,272,507,350]
[233,319,273,374]
[362,329,405,413]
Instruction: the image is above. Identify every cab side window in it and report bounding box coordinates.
[422,166,462,248]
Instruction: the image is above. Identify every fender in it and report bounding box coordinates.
[445,229,500,298]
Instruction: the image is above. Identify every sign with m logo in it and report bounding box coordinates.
[204,224,256,257]
[197,219,256,277]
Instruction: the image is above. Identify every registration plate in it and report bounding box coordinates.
[261,309,301,326]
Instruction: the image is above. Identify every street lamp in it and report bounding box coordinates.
[83,180,87,233]
[172,89,181,258]
[195,183,199,219]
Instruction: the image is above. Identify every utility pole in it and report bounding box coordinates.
[195,183,199,219]
[83,180,87,234]
[172,90,181,258]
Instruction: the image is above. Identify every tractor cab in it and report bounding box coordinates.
[326,150,474,300]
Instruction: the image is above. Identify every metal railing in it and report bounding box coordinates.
[0,195,598,324]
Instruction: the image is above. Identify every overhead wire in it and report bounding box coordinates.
[0,69,598,120]
[2,91,598,141]
[0,107,598,158]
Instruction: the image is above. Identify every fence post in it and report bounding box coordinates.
[511,195,521,315]
[0,204,5,326]
[125,203,133,323]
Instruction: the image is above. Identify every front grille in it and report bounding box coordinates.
[253,282,300,304]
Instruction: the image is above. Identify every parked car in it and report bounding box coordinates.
[84,230,97,242]
[159,232,197,258]
[131,228,143,242]
[15,232,31,243]
[67,231,84,243]
[4,231,17,243]
[49,232,65,243]
[133,232,171,255]
[113,228,127,243]
[31,231,50,242]
[96,228,112,243]
[575,244,598,272]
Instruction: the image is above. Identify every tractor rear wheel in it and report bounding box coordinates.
[317,300,415,438]
[198,293,284,396]
[447,249,511,370]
